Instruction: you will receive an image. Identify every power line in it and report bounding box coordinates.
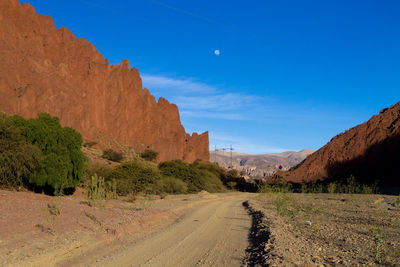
[145,0,268,43]
[214,145,234,169]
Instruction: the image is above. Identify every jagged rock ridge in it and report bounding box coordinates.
[276,101,400,185]
[0,0,209,162]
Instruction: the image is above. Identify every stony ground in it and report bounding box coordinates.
[2,188,400,266]
[248,193,400,266]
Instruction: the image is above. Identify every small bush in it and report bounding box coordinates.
[158,160,225,193]
[258,182,293,194]
[227,169,240,178]
[362,184,374,194]
[83,161,112,182]
[153,177,187,194]
[300,183,310,193]
[327,182,337,193]
[140,149,159,162]
[275,193,298,218]
[344,175,360,194]
[102,149,124,162]
[83,141,97,148]
[312,182,324,193]
[85,174,117,200]
[107,160,161,196]
[395,196,400,207]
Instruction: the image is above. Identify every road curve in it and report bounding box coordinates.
[94,194,252,267]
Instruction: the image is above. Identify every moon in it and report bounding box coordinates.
[214,49,220,56]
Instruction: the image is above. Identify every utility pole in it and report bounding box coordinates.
[229,145,234,169]
[214,145,217,163]
[221,148,227,168]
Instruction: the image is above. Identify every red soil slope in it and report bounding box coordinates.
[276,101,400,185]
[0,0,209,162]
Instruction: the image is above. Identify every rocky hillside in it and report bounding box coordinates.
[0,0,209,162]
[275,101,400,185]
[210,150,314,178]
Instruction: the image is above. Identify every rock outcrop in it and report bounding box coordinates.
[276,101,400,185]
[0,0,209,162]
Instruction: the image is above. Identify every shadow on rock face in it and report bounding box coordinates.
[326,133,400,188]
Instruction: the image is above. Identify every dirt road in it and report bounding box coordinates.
[55,193,254,267]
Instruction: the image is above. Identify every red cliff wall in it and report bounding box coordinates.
[0,0,209,162]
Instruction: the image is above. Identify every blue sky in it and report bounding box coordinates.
[21,0,400,154]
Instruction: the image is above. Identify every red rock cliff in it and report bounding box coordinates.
[0,0,209,162]
[276,101,400,185]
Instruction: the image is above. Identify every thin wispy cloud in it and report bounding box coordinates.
[142,73,263,120]
[180,111,245,120]
[141,74,217,94]
[174,93,259,111]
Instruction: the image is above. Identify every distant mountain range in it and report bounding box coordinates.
[210,149,314,178]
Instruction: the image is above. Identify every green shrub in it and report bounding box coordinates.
[198,170,226,193]
[5,113,85,193]
[257,184,273,193]
[312,182,324,193]
[107,160,161,196]
[83,141,97,148]
[0,119,42,187]
[83,161,112,182]
[344,175,362,193]
[227,169,240,178]
[300,183,310,193]
[327,182,337,193]
[140,149,159,162]
[158,160,198,192]
[153,177,187,194]
[158,160,226,193]
[196,162,225,177]
[85,174,117,200]
[102,149,123,162]
[362,184,373,194]
[275,193,298,218]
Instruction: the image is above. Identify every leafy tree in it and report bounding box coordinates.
[6,113,85,193]
[0,119,41,187]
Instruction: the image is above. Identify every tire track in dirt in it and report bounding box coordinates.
[88,194,253,267]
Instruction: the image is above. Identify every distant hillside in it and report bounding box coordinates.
[210,149,314,178]
[275,101,400,185]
